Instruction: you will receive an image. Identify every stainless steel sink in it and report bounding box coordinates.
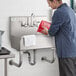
[10,16,55,51]
[20,34,55,51]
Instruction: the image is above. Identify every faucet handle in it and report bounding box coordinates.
[33,20,40,27]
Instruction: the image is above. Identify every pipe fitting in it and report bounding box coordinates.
[41,49,56,64]
[23,49,36,65]
[41,56,55,63]
[9,51,22,68]
[9,60,22,67]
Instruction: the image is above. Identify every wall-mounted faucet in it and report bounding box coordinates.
[30,13,34,27]
[30,13,40,27]
[21,13,40,27]
[21,13,35,27]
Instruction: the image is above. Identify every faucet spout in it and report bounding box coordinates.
[30,13,34,27]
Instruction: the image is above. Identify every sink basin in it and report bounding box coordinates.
[20,35,55,51]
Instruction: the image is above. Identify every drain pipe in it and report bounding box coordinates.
[9,51,22,67]
[41,48,55,64]
[23,49,36,65]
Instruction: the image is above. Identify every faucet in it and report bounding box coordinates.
[30,13,35,27]
[30,13,40,27]
[21,17,28,27]
[20,13,35,27]
[21,13,40,27]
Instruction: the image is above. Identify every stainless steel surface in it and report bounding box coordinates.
[0,32,1,50]
[4,54,15,76]
[20,35,55,51]
[30,13,34,27]
[0,30,4,50]
[0,53,15,76]
[0,54,15,59]
[10,16,52,51]
[9,15,55,67]
[4,59,7,76]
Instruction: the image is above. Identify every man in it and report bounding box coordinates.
[42,0,76,76]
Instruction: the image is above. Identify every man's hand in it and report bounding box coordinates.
[41,26,48,35]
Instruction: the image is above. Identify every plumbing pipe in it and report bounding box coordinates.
[9,51,22,67]
[41,48,55,64]
[23,49,36,65]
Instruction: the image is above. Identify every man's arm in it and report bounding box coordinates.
[48,10,65,36]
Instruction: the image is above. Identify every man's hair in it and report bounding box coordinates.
[49,0,62,2]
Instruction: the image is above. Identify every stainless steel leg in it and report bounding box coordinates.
[4,59,7,76]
